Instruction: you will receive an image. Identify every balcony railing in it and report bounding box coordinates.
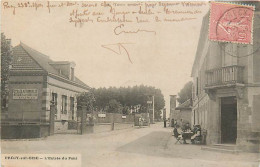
[205,65,244,87]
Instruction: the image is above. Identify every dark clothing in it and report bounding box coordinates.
[183,124,191,132]
[173,128,180,138]
[191,125,202,144]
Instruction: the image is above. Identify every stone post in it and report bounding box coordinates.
[81,105,87,134]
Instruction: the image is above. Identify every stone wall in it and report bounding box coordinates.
[54,121,69,134]
[236,87,260,152]
[1,124,49,139]
[94,123,134,133]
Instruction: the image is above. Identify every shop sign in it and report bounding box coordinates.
[98,113,106,118]
[13,89,38,99]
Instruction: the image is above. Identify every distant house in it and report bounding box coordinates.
[175,99,192,126]
[169,96,192,127]
[191,5,260,152]
[1,43,90,139]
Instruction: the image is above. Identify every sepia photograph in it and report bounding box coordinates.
[1,1,260,167]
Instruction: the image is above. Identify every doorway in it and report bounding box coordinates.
[221,96,237,144]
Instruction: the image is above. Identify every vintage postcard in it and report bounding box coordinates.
[1,1,260,167]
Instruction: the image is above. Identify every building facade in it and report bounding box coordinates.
[169,96,192,127]
[169,95,177,127]
[191,6,260,152]
[175,99,192,126]
[1,43,90,138]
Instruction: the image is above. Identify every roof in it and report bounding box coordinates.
[176,99,192,110]
[11,42,90,90]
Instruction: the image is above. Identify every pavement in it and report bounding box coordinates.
[1,122,260,167]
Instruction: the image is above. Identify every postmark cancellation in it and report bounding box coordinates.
[209,2,255,44]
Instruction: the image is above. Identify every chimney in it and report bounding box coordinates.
[170,95,177,111]
[169,95,177,125]
[170,95,177,119]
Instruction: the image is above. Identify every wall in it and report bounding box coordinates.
[6,75,44,122]
[235,87,260,152]
[47,76,88,120]
[47,76,88,133]
[173,108,192,126]
[169,95,176,126]
[54,121,69,134]
[94,123,134,133]
[180,109,192,125]
[253,12,260,83]
[1,124,49,139]
[94,113,134,124]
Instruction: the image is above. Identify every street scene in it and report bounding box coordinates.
[1,1,260,167]
[2,123,259,167]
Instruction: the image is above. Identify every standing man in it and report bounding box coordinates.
[163,108,167,128]
[139,117,142,128]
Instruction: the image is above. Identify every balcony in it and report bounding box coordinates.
[205,65,244,88]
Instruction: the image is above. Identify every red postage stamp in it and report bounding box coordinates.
[209,2,254,44]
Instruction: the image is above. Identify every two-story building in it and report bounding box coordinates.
[191,4,260,152]
[1,42,90,139]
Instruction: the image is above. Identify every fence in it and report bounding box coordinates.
[67,109,135,134]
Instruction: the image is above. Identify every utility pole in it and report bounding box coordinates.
[152,95,154,123]
[146,95,154,125]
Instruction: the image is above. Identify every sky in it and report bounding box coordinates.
[1,1,209,117]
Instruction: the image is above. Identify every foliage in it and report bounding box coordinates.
[92,85,165,119]
[177,81,192,104]
[107,99,122,113]
[1,33,13,109]
[77,91,95,111]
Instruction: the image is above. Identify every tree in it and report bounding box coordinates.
[92,85,165,118]
[122,105,130,115]
[1,33,13,110]
[107,99,122,113]
[177,81,192,104]
[77,91,95,111]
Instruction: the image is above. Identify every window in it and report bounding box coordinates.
[70,97,75,120]
[61,95,67,114]
[2,98,7,108]
[51,93,57,105]
[51,93,57,114]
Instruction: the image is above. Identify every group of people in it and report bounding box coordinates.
[173,123,202,144]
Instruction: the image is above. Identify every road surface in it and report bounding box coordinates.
[1,123,259,167]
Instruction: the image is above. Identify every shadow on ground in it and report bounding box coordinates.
[117,131,259,165]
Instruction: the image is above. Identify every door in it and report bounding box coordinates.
[221,96,237,144]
